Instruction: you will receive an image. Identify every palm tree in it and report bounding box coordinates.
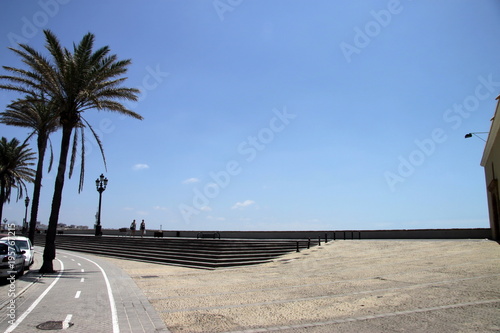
[0,30,142,273]
[0,95,60,244]
[0,137,36,223]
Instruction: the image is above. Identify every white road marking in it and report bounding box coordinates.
[62,314,72,329]
[80,278,85,283]
[65,252,120,333]
[75,291,81,298]
[4,259,64,333]
[77,263,81,266]
[81,269,84,273]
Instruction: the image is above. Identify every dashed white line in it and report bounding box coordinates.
[65,252,120,333]
[4,259,64,333]
[81,269,84,273]
[75,291,81,298]
[80,278,85,283]
[77,263,81,266]
[63,314,72,329]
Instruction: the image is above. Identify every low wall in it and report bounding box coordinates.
[61,228,492,240]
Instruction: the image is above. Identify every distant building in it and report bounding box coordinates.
[481,95,500,240]
[36,222,48,230]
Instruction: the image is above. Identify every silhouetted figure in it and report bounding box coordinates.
[130,220,136,237]
[140,220,146,237]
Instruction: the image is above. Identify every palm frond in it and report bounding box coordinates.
[0,137,36,204]
[1,29,143,199]
[68,127,79,180]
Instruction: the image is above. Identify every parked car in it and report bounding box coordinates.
[0,241,25,278]
[0,236,34,268]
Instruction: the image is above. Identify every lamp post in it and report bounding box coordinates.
[23,196,30,234]
[465,132,488,142]
[95,174,108,236]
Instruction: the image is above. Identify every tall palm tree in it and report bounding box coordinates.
[0,137,36,223]
[0,30,142,273]
[0,95,60,244]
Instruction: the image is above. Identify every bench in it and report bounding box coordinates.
[197,231,220,239]
[118,228,128,236]
[154,231,164,238]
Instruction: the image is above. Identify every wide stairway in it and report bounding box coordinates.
[41,235,316,269]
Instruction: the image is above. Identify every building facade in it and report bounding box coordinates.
[481,95,500,240]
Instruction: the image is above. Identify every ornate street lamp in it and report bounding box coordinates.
[95,174,108,236]
[23,196,30,234]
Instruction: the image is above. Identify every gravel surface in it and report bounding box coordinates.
[105,239,500,332]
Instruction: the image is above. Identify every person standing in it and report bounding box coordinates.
[130,219,136,237]
[140,220,146,237]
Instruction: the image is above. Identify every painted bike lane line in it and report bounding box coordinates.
[3,258,64,333]
[0,249,169,333]
[57,250,171,333]
[0,251,117,333]
[62,252,119,333]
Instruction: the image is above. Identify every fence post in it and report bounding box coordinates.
[296,241,300,252]
[325,233,328,243]
[318,236,321,246]
[333,231,336,241]
[307,238,310,249]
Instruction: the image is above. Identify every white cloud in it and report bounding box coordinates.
[200,206,212,212]
[182,177,200,184]
[231,200,256,209]
[207,215,226,221]
[132,163,150,171]
[153,206,168,211]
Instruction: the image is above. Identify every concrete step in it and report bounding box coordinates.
[35,234,317,269]
[52,243,290,263]
[54,235,309,248]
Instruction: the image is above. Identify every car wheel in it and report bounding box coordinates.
[17,265,24,278]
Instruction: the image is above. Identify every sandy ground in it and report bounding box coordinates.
[105,239,500,333]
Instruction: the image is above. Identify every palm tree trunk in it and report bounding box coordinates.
[28,134,47,245]
[39,125,72,273]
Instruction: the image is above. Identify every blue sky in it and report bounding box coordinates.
[1,0,499,231]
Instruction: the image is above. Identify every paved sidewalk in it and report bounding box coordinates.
[0,248,170,333]
[85,250,170,333]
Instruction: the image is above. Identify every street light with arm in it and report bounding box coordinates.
[464,132,488,142]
